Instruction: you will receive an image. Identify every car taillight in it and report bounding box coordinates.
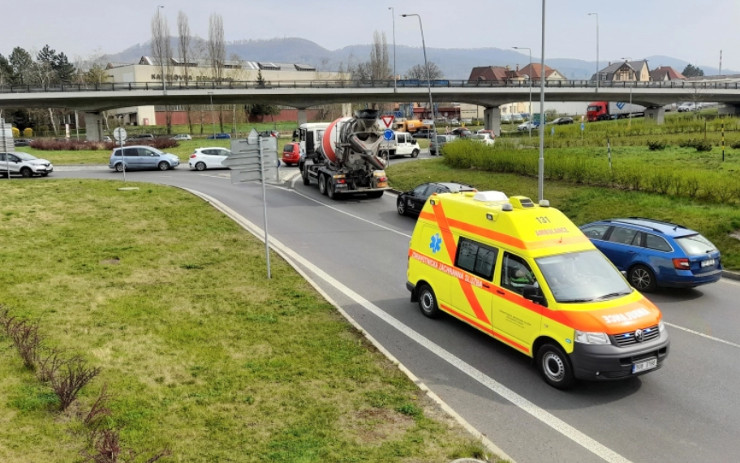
[190,154,197,158]
[673,258,690,269]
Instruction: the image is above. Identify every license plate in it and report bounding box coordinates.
[632,357,658,374]
[701,258,715,268]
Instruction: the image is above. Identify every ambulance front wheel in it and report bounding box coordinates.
[536,343,575,389]
[418,284,441,319]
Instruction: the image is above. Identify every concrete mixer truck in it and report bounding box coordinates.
[298,109,390,199]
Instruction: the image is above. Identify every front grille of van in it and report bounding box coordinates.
[611,325,660,346]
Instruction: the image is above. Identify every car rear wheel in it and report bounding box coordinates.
[536,343,576,389]
[418,284,441,319]
[20,167,33,178]
[628,264,657,292]
[158,161,169,171]
[195,162,207,171]
[115,163,124,172]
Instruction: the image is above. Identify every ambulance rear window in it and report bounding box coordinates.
[455,237,498,280]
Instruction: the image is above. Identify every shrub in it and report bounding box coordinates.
[49,356,101,411]
[23,127,33,137]
[647,140,667,150]
[12,127,20,137]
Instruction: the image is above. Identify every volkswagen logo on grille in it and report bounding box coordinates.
[634,329,644,342]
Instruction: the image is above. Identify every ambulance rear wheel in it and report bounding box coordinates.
[536,343,575,390]
[418,284,441,319]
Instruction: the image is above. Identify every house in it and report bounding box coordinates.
[517,63,567,81]
[650,66,686,82]
[467,65,526,84]
[592,59,650,83]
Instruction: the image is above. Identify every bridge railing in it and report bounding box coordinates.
[0,79,739,94]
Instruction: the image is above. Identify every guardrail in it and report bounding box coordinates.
[1,79,739,94]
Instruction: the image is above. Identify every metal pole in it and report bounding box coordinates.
[538,0,546,202]
[389,7,396,93]
[621,58,633,128]
[403,13,436,136]
[157,5,167,95]
[588,12,599,93]
[259,136,271,279]
[513,46,533,137]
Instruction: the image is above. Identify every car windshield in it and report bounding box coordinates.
[12,152,37,161]
[536,250,632,303]
[675,234,717,256]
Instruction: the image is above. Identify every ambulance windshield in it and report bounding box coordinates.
[536,250,632,303]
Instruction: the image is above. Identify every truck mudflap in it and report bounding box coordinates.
[569,331,670,380]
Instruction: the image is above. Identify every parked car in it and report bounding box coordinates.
[414,128,434,139]
[172,134,192,141]
[0,151,53,177]
[130,133,155,140]
[429,134,457,156]
[206,133,231,139]
[397,182,477,217]
[472,133,495,145]
[677,102,696,112]
[517,121,538,132]
[282,142,301,166]
[13,138,33,147]
[511,113,524,122]
[580,218,722,292]
[450,127,472,138]
[188,147,231,171]
[109,145,180,172]
[549,117,574,125]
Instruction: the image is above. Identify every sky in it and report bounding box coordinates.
[4,0,740,73]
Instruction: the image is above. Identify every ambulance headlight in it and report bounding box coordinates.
[658,320,665,332]
[574,330,610,345]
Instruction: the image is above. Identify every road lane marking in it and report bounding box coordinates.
[665,322,740,349]
[186,188,632,463]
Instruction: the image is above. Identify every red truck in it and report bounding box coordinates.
[586,101,645,122]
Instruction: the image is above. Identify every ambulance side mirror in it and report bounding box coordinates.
[523,285,547,307]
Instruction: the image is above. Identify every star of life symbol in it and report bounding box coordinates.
[430,233,442,254]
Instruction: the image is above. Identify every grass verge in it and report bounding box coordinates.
[0,179,497,462]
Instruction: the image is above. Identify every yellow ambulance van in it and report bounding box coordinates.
[406,190,669,389]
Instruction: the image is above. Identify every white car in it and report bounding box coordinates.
[517,121,538,131]
[188,147,231,171]
[677,102,696,112]
[0,151,54,177]
[172,134,192,141]
[472,133,495,146]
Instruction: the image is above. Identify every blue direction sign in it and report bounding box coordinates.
[383,129,394,141]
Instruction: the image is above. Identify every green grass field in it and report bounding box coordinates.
[0,180,494,463]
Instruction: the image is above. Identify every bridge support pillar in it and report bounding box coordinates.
[342,103,352,117]
[483,107,502,136]
[644,106,666,124]
[83,112,105,141]
[297,109,308,126]
[718,104,740,116]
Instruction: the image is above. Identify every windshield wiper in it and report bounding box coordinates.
[594,291,631,301]
[559,298,595,303]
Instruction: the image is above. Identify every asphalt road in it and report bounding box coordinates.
[48,161,740,463]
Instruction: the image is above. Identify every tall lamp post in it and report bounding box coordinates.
[389,7,396,93]
[621,57,633,127]
[538,0,546,202]
[587,12,599,93]
[402,13,436,136]
[513,46,533,137]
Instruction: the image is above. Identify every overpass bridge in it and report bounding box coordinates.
[2,79,739,140]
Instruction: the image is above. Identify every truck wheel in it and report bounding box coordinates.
[536,343,576,389]
[318,173,328,195]
[301,165,310,185]
[418,284,441,319]
[326,180,337,199]
[628,264,657,292]
[411,149,419,158]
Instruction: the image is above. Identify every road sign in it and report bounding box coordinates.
[113,127,127,142]
[383,129,394,141]
[380,115,395,128]
[224,129,279,184]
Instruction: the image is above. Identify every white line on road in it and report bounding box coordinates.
[186,188,632,463]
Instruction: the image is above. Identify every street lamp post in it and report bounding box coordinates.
[538,0,546,202]
[402,13,436,137]
[621,57,633,127]
[588,12,599,92]
[513,46,533,137]
[389,7,396,93]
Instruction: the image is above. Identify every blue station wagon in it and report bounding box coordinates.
[580,218,722,292]
[109,146,180,172]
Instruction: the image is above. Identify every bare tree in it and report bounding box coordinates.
[208,13,226,132]
[177,10,193,133]
[369,31,391,81]
[406,62,443,80]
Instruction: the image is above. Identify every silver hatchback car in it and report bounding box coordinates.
[109,146,180,172]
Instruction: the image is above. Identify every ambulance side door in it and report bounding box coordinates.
[492,252,543,350]
[450,237,497,325]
